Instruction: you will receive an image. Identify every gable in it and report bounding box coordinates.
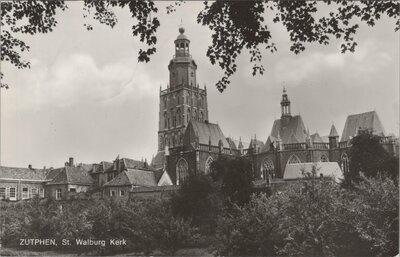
[270,115,307,144]
[183,120,229,148]
[341,111,386,141]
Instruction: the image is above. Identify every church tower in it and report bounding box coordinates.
[158,27,209,151]
[280,87,292,126]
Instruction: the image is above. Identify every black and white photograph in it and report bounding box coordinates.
[0,1,399,256]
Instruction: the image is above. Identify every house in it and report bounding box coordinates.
[45,158,94,200]
[0,165,48,201]
[103,168,172,198]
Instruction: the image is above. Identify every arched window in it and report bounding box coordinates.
[287,154,301,165]
[261,158,275,181]
[205,156,213,174]
[341,153,349,174]
[320,154,329,162]
[176,158,189,185]
[164,112,167,128]
[180,42,184,48]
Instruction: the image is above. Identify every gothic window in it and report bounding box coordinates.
[164,112,167,128]
[261,158,275,181]
[164,98,167,108]
[173,115,176,127]
[200,111,203,121]
[341,153,349,174]
[320,154,329,162]
[172,135,175,147]
[176,158,189,185]
[177,95,180,105]
[287,154,301,165]
[205,156,213,174]
[193,109,197,120]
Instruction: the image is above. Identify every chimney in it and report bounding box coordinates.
[28,164,32,169]
[69,157,74,167]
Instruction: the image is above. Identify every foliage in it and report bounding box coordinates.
[215,193,285,256]
[213,173,399,257]
[171,173,223,234]
[347,132,398,184]
[210,156,253,207]
[197,0,399,91]
[0,197,198,255]
[1,1,399,91]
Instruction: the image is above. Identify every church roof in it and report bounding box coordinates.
[249,138,265,152]
[226,137,250,150]
[270,115,307,144]
[184,120,229,148]
[262,136,277,152]
[311,133,324,143]
[329,124,339,138]
[341,111,385,141]
[284,162,343,182]
[103,169,158,187]
[0,166,48,181]
[151,151,166,170]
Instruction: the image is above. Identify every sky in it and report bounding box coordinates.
[1,2,399,168]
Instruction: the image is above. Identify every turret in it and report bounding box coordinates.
[329,124,339,149]
[281,87,292,126]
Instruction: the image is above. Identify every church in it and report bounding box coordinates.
[151,26,399,186]
[0,27,398,201]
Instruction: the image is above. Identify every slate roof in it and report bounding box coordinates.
[103,169,157,187]
[262,136,278,152]
[249,138,265,152]
[0,166,48,181]
[311,133,324,143]
[270,115,307,144]
[284,162,343,182]
[185,120,229,147]
[47,166,93,185]
[152,151,165,170]
[341,111,385,141]
[329,124,339,138]
[226,137,250,150]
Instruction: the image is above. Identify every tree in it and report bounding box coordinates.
[171,173,223,234]
[347,132,398,184]
[210,156,253,207]
[1,1,399,91]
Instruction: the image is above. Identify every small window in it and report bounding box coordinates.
[39,188,44,198]
[191,72,194,77]
[9,188,16,199]
[120,190,125,196]
[31,188,38,197]
[111,190,116,197]
[69,188,76,193]
[22,187,29,199]
[56,189,62,200]
[0,188,5,199]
